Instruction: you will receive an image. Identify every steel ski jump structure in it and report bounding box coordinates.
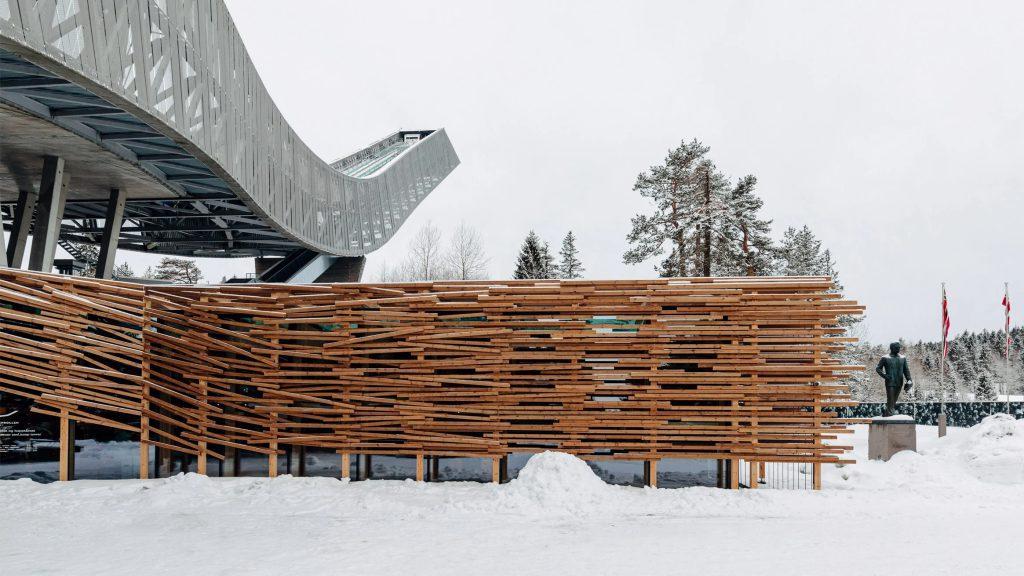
[0,0,459,280]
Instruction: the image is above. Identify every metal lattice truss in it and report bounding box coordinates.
[0,1,459,258]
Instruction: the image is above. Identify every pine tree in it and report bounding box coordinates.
[844,326,1023,403]
[719,175,775,276]
[624,139,774,278]
[558,231,584,279]
[777,226,823,276]
[623,139,713,277]
[540,242,557,279]
[513,231,547,279]
[153,257,203,284]
[690,159,733,276]
[112,262,135,278]
[976,372,997,401]
[820,249,842,291]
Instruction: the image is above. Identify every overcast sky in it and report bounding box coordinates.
[128,1,1023,343]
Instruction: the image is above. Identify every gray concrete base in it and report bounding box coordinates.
[315,256,365,283]
[868,417,917,461]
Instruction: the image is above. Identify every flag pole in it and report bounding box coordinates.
[939,282,947,437]
[1006,282,1011,416]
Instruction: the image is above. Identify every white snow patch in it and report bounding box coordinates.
[872,414,915,421]
[934,414,1024,484]
[501,451,614,513]
[2,416,1024,575]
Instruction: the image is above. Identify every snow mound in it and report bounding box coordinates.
[503,451,613,512]
[833,415,1024,490]
[937,414,1024,485]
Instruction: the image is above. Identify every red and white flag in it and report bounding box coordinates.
[942,285,951,359]
[1003,287,1012,359]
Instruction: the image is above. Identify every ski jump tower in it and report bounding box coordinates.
[0,1,459,282]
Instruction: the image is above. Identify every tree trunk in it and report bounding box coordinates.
[701,172,712,277]
[671,187,686,277]
[742,224,753,276]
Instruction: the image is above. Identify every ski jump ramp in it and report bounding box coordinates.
[0,0,459,272]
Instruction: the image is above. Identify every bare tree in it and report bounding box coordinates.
[376,222,490,282]
[375,260,393,282]
[405,222,450,281]
[445,222,489,280]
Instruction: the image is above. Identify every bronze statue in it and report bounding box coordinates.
[876,342,913,416]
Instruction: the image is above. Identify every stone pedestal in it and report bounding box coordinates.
[868,416,917,461]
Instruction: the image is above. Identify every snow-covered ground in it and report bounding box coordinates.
[1,416,1022,576]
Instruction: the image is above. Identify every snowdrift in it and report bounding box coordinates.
[830,414,1024,489]
[4,418,1024,576]
[932,413,1024,484]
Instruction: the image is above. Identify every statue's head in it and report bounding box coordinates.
[890,341,902,356]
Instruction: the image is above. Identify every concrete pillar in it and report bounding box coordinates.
[95,188,126,279]
[7,189,37,267]
[28,156,68,273]
[314,256,366,283]
[0,204,6,268]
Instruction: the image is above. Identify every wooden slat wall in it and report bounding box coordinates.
[0,270,864,469]
[0,269,145,435]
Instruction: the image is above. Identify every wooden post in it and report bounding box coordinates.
[729,459,740,489]
[430,456,440,481]
[416,454,424,481]
[139,297,151,480]
[643,460,658,487]
[267,291,283,479]
[491,456,501,484]
[341,453,350,479]
[197,377,208,475]
[812,348,823,490]
[58,412,73,481]
[749,461,758,489]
